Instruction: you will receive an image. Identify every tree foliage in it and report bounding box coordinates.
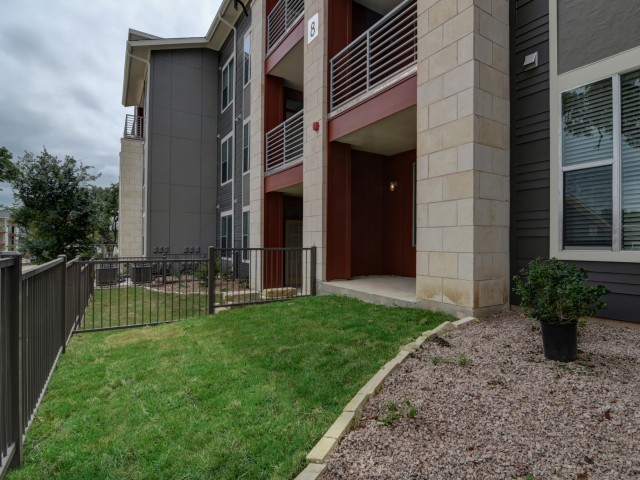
[9,148,99,261]
[0,146,19,183]
[91,183,119,253]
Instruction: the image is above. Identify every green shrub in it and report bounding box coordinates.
[513,258,609,325]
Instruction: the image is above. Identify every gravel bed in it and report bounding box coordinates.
[324,312,640,480]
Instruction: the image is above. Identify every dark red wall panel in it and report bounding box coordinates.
[326,142,352,281]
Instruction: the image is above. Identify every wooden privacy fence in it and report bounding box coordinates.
[0,254,92,478]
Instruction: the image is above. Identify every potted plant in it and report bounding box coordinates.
[513,258,609,362]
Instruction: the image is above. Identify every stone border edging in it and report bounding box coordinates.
[295,316,478,480]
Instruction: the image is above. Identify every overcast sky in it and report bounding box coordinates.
[0,0,222,206]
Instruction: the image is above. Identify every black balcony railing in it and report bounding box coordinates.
[123,114,143,140]
[266,0,304,52]
[329,0,417,112]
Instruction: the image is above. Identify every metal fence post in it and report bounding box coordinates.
[208,246,215,315]
[310,246,317,296]
[3,252,24,469]
[58,255,67,354]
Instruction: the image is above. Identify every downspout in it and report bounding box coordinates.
[220,16,238,251]
[126,47,151,256]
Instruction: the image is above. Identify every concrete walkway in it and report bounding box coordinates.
[318,276,416,308]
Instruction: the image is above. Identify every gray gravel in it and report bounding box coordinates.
[324,312,640,480]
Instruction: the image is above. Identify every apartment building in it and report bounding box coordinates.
[0,211,20,252]
[120,0,640,322]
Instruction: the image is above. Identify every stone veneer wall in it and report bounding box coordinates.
[119,138,144,257]
[415,0,510,317]
[249,1,265,291]
[303,0,328,283]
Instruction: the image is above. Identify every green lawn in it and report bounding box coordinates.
[80,287,210,330]
[8,296,452,480]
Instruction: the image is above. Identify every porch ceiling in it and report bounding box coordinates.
[354,0,404,15]
[337,105,416,156]
[268,39,304,90]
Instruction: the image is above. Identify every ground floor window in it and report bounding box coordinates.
[561,68,640,251]
[242,210,249,261]
[221,211,233,257]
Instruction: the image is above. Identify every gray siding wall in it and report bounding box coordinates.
[147,48,218,256]
[510,0,640,322]
[216,11,251,256]
[558,0,640,73]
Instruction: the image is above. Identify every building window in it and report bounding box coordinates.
[243,32,251,87]
[221,212,233,257]
[242,121,250,173]
[242,210,249,261]
[221,134,233,185]
[560,69,640,251]
[221,58,234,111]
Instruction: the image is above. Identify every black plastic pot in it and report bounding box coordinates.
[540,321,578,362]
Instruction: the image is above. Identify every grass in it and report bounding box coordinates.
[8,295,452,480]
[80,287,211,330]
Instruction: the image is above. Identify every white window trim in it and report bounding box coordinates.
[242,118,250,176]
[220,210,233,259]
[220,132,234,186]
[241,207,250,263]
[221,56,235,113]
[243,31,251,88]
[549,0,640,263]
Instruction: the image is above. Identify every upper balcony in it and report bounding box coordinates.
[267,0,304,53]
[265,110,303,175]
[329,0,417,114]
[123,114,144,140]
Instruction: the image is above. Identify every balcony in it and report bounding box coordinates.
[123,114,144,140]
[329,0,417,112]
[266,110,303,174]
[267,0,304,52]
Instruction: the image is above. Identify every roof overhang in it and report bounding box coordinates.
[122,0,248,107]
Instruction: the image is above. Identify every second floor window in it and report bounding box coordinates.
[221,135,233,184]
[243,33,251,86]
[222,58,234,111]
[243,121,250,173]
[221,212,233,254]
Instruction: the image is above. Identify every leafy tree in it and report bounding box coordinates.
[9,148,98,261]
[0,146,18,183]
[91,183,119,254]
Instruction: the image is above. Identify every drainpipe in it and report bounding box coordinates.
[126,48,151,256]
[220,16,238,250]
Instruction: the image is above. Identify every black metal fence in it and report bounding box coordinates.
[210,247,316,311]
[0,253,91,478]
[76,257,210,332]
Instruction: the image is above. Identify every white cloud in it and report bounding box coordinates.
[0,0,222,197]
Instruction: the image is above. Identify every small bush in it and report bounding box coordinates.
[513,258,609,325]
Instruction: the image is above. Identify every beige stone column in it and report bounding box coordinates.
[302,0,328,284]
[249,0,266,291]
[415,0,509,317]
[119,138,144,257]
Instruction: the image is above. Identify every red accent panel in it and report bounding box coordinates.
[265,75,284,133]
[326,142,352,281]
[264,192,284,288]
[264,164,303,193]
[328,75,417,141]
[265,19,304,73]
[328,0,351,58]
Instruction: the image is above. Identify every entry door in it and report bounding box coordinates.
[285,220,303,287]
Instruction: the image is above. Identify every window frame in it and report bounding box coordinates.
[243,32,251,87]
[220,210,233,259]
[549,16,640,263]
[242,209,250,262]
[221,56,235,112]
[242,119,250,174]
[220,132,234,186]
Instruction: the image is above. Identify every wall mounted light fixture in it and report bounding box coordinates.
[389,180,398,192]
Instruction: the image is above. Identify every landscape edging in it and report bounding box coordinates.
[296,316,478,479]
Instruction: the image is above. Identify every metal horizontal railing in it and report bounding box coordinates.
[123,114,143,140]
[329,0,417,112]
[265,110,304,174]
[266,0,304,52]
